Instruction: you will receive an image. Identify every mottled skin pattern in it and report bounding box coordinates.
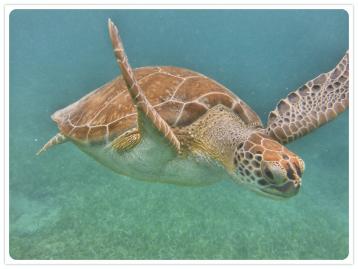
[38,19,349,199]
[266,53,349,144]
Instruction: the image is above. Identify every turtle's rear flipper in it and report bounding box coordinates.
[37,133,67,155]
[265,51,349,144]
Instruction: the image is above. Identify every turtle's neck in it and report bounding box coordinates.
[175,104,256,172]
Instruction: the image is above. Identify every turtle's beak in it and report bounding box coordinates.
[262,180,301,198]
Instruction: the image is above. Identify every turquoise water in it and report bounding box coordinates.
[9,10,349,260]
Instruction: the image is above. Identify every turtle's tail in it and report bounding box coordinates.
[37,133,67,155]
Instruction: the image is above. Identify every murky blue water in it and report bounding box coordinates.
[9,9,348,259]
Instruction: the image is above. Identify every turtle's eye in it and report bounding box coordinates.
[263,166,274,181]
[262,162,287,185]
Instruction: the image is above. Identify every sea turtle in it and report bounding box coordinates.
[38,19,349,198]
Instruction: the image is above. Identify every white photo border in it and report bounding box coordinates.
[1,2,355,268]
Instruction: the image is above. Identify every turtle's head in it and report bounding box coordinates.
[233,132,305,198]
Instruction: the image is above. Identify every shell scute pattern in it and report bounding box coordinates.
[52,66,262,143]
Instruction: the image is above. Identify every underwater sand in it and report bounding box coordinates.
[9,9,348,259]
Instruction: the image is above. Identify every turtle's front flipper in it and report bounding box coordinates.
[108,19,181,153]
[265,52,349,144]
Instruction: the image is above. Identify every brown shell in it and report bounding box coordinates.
[52,66,262,142]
